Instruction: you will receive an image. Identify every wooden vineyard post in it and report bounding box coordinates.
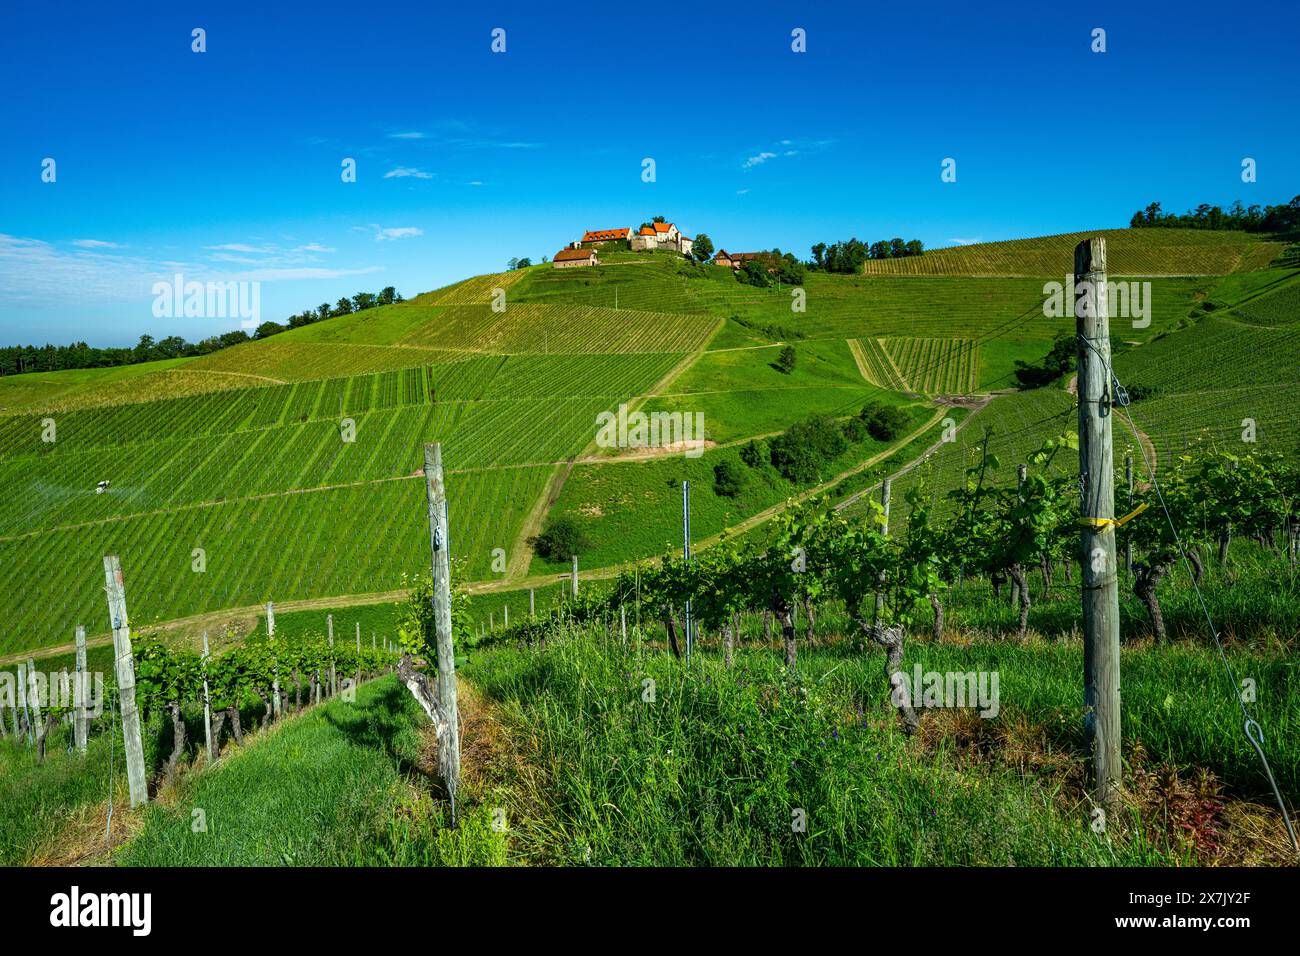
[873,477,892,626]
[1124,451,1134,578]
[504,605,509,629]
[682,479,693,663]
[1014,464,1028,608]
[490,611,494,631]
[571,555,579,598]
[26,658,42,749]
[621,604,627,647]
[103,555,148,808]
[16,661,29,743]
[1075,237,1122,814]
[201,630,215,762]
[423,443,462,812]
[327,614,337,697]
[267,601,280,720]
[355,622,361,691]
[530,588,535,617]
[74,625,89,753]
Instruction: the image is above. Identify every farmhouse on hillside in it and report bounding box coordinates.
[580,228,632,248]
[713,250,762,270]
[553,247,599,268]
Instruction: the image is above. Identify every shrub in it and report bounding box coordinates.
[768,415,847,483]
[713,459,748,497]
[776,346,797,374]
[858,402,910,441]
[533,514,590,561]
[739,439,765,468]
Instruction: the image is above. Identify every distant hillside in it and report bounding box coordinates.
[859,228,1285,277]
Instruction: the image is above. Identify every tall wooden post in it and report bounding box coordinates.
[74,625,89,753]
[267,601,280,719]
[682,479,693,663]
[201,630,214,762]
[327,614,337,697]
[1076,237,1122,812]
[103,556,148,808]
[26,657,42,744]
[355,622,361,690]
[423,443,461,807]
[873,477,892,625]
[16,661,29,743]
[571,555,579,598]
[530,588,535,616]
[1014,464,1028,607]
[1124,451,1134,577]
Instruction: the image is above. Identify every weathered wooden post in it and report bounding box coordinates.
[1076,237,1122,813]
[1014,463,1028,608]
[489,611,494,631]
[504,605,509,629]
[267,601,280,719]
[327,614,337,697]
[423,443,462,813]
[530,588,535,616]
[74,625,89,753]
[201,630,215,762]
[26,658,43,751]
[621,604,627,646]
[571,554,579,598]
[1124,451,1134,577]
[17,660,31,744]
[355,622,361,690]
[873,477,892,626]
[104,555,148,808]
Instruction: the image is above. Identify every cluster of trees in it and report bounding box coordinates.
[1,286,403,377]
[810,237,925,273]
[492,441,1299,732]
[735,250,806,287]
[507,257,534,269]
[745,401,910,486]
[1128,196,1300,234]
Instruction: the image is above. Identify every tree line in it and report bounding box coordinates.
[809,237,925,273]
[1128,195,1300,233]
[0,286,402,377]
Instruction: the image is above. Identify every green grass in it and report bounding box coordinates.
[458,630,1249,864]
[118,675,505,866]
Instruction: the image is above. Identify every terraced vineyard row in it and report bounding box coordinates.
[187,339,467,381]
[423,268,528,305]
[841,388,1076,530]
[0,352,687,460]
[847,338,907,390]
[1230,275,1300,325]
[1126,385,1299,459]
[0,464,552,653]
[397,303,719,354]
[1115,315,1299,392]
[884,338,980,394]
[0,393,622,537]
[859,229,1285,277]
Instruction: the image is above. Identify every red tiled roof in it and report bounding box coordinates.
[653,222,675,233]
[582,228,629,242]
[554,248,596,262]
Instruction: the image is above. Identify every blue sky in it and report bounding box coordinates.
[1,0,1296,346]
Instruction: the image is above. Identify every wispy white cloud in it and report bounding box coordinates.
[743,151,777,169]
[357,224,424,242]
[466,180,484,186]
[736,188,750,195]
[72,239,122,249]
[947,236,984,246]
[384,166,433,180]
[741,138,835,169]
[388,131,428,140]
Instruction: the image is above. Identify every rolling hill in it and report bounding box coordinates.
[1,228,1294,656]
